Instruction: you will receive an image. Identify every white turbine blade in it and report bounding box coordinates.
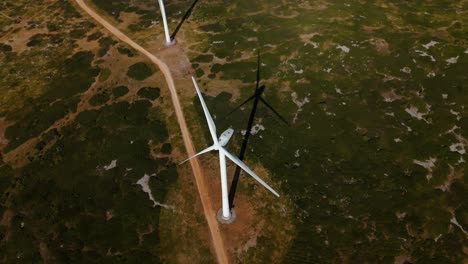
[180,145,216,164]
[220,147,280,197]
[191,76,218,144]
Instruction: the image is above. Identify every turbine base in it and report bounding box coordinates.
[216,208,236,224]
[163,39,176,46]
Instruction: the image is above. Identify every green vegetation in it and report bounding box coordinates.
[186,0,468,262]
[117,46,136,57]
[127,23,141,32]
[0,2,181,262]
[137,87,160,100]
[160,143,172,154]
[89,91,110,106]
[195,68,204,78]
[1,100,176,263]
[90,0,130,19]
[127,62,155,81]
[0,43,12,52]
[193,54,213,63]
[56,0,81,19]
[4,51,99,151]
[98,68,112,82]
[69,28,87,39]
[87,31,103,41]
[112,85,129,98]
[2,0,466,263]
[26,33,49,47]
[97,37,117,57]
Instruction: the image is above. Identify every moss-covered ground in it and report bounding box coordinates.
[0,0,209,263]
[1,0,466,263]
[181,0,467,263]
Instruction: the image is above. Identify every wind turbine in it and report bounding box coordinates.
[183,76,280,222]
[157,0,174,46]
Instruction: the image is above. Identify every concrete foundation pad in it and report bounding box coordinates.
[217,208,236,224]
[163,39,176,46]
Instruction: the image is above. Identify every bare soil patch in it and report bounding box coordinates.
[381,89,403,102]
[371,38,391,55]
[0,19,47,53]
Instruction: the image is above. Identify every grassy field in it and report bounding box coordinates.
[2,100,175,262]
[1,0,466,263]
[179,0,467,263]
[0,1,209,262]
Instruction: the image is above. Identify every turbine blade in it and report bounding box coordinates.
[191,76,218,144]
[259,97,289,125]
[180,145,216,164]
[227,95,255,116]
[220,147,280,197]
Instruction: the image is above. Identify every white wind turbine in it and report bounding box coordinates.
[183,76,280,222]
[157,0,174,46]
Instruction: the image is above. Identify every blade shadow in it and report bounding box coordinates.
[228,93,260,208]
[259,97,289,126]
[170,0,200,41]
[228,52,288,209]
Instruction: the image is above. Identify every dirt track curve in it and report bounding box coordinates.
[74,0,228,263]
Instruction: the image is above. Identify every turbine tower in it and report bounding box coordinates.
[157,0,174,46]
[182,76,280,223]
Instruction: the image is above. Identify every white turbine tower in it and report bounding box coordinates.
[157,0,174,46]
[183,76,280,223]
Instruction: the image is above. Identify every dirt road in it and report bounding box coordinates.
[74,1,228,263]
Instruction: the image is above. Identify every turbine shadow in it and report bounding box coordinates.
[228,51,288,209]
[170,0,200,41]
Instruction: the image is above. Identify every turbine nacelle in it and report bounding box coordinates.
[256,85,265,96]
[218,128,234,147]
